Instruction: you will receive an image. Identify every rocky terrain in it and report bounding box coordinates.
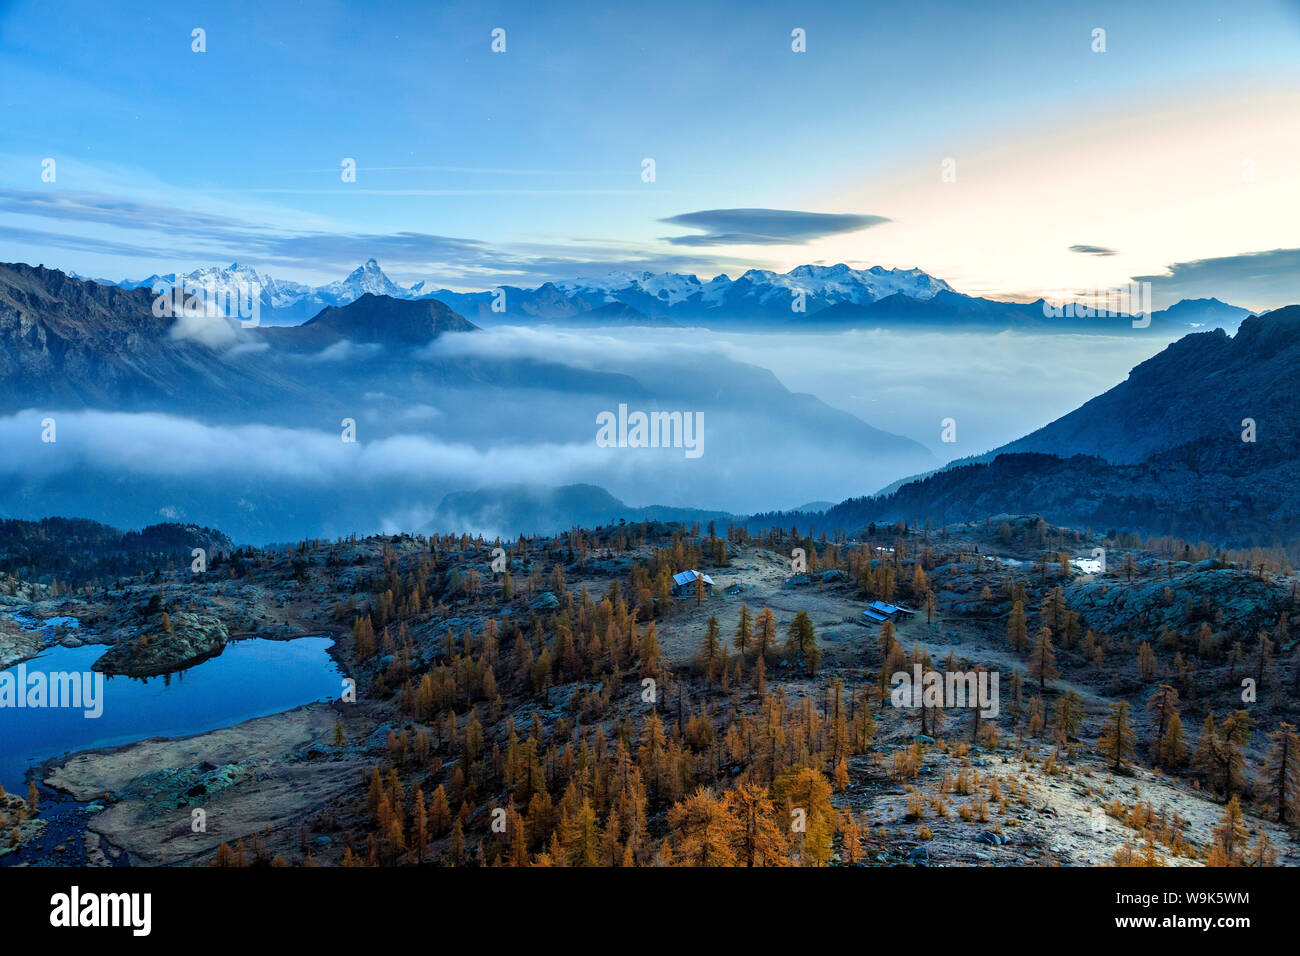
[0,609,48,669]
[0,786,45,859]
[1,512,1294,867]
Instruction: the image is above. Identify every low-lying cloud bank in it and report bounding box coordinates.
[1,410,611,484]
[0,322,1179,542]
[424,323,1170,458]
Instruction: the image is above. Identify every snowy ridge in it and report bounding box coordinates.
[106,259,954,319]
[552,263,952,310]
[97,259,1234,331]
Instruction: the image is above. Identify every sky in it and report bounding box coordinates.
[2,0,1299,308]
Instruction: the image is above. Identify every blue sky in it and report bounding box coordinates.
[3,0,1299,306]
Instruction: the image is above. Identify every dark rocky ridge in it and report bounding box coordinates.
[0,517,233,586]
[994,306,1300,464]
[293,293,478,344]
[746,306,1300,550]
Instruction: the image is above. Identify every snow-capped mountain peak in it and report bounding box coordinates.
[553,270,707,306]
[303,260,408,308]
[104,260,961,325]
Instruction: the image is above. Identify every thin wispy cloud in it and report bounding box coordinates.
[0,186,756,286]
[240,188,659,196]
[1070,244,1118,257]
[297,166,631,176]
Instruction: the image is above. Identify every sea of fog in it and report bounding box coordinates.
[658,325,1175,462]
[0,324,1177,541]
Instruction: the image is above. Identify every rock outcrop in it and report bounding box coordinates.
[93,611,229,677]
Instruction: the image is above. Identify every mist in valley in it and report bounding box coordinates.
[0,321,1175,542]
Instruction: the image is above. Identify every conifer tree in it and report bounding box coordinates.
[1161,709,1188,769]
[839,810,863,865]
[412,786,427,863]
[667,788,738,866]
[734,604,753,657]
[1050,690,1084,752]
[1007,600,1028,651]
[755,608,777,660]
[449,819,465,865]
[721,781,786,867]
[1262,722,1300,824]
[1136,641,1157,681]
[428,784,451,835]
[1098,701,1136,772]
[1027,627,1058,692]
[1207,795,1247,866]
[785,610,820,675]
[699,616,722,679]
[772,767,835,866]
[1145,684,1184,768]
[1038,586,1065,633]
[1194,710,1255,799]
[1026,695,1045,740]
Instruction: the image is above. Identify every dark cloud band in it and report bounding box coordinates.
[660,208,890,246]
[1134,247,1300,308]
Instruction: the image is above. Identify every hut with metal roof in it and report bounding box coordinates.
[671,570,715,596]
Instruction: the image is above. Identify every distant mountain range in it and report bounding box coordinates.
[0,263,939,542]
[0,264,476,414]
[788,290,1249,335]
[85,260,1252,334]
[100,259,410,326]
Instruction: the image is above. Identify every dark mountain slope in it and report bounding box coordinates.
[993,306,1300,464]
[748,440,1296,549]
[747,307,1300,548]
[0,262,299,411]
[293,293,477,344]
